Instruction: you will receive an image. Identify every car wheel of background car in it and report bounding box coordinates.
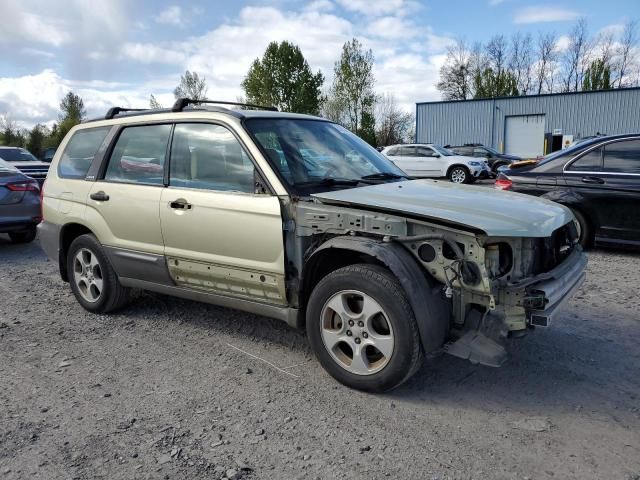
[448,166,469,184]
[492,162,507,174]
[306,264,423,392]
[67,234,133,313]
[8,227,37,244]
[570,208,591,248]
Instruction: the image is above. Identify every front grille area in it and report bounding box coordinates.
[15,165,49,182]
[531,222,578,274]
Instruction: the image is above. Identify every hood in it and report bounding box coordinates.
[312,179,573,238]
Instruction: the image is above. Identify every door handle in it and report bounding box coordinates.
[169,199,192,210]
[90,191,109,201]
[581,176,604,184]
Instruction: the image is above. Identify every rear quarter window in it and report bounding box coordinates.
[58,127,111,179]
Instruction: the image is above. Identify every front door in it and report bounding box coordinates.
[86,123,171,256]
[159,122,286,304]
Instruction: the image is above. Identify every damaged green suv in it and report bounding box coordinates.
[38,99,587,392]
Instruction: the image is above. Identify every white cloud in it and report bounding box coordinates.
[366,16,417,40]
[514,6,581,24]
[335,0,414,17]
[555,35,571,52]
[154,5,184,26]
[304,0,334,12]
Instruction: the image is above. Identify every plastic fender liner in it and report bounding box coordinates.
[307,236,449,354]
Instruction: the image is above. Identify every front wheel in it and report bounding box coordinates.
[67,234,133,313]
[306,264,423,392]
[448,166,470,184]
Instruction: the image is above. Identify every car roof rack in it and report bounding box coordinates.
[104,107,148,120]
[171,98,278,112]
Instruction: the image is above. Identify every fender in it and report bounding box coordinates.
[306,236,450,354]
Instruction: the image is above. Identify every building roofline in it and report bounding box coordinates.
[416,86,640,107]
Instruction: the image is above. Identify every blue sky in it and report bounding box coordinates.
[0,0,638,127]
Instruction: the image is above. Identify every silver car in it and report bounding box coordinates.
[0,158,41,243]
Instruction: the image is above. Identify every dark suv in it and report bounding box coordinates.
[495,134,640,247]
[449,144,520,174]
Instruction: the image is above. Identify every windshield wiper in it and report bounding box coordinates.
[293,177,363,187]
[360,172,407,181]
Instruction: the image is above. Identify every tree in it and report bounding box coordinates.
[330,38,377,137]
[27,124,47,158]
[241,41,324,114]
[149,94,163,109]
[561,19,591,92]
[614,20,638,87]
[0,113,27,147]
[509,33,533,95]
[583,59,611,91]
[473,68,519,98]
[173,70,208,100]
[375,93,414,146]
[436,39,474,100]
[59,91,86,124]
[533,32,558,94]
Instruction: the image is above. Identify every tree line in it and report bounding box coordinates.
[437,19,639,100]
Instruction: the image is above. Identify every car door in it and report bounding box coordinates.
[159,122,286,304]
[386,146,413,173]
[86,124,170,257]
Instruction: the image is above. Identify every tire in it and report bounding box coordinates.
[67,234,132,313]
[9,227,37,244]
[492,162,507,174]
[570,208,591,248]
[448,165,470,184]
[306,264,423,392]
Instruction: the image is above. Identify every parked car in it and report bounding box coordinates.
[381,144,491,183]
[41,147,57,163]
[0,158,41,243]
[39,99,586,392]
[495,133,640,247]
[449,144,521,174]
[0,147,50,184]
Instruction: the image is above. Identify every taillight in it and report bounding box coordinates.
[494,177,512,190]
[6,181,40,192]
[40,180,46,222]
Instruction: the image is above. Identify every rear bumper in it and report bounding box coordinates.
[524,249,588,326]
[0,218,39,233]
[37,220,61,263]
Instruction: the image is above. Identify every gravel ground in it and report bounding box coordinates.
[0,235,639,480]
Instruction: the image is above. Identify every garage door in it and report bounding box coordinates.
[505,115,545,158]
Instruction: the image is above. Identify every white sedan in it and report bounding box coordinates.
[381,144,491,183]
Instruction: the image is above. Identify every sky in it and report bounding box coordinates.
[0,0,638,128]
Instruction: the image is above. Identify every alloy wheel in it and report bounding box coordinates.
[72,248,104,303]
[450,168,466,183]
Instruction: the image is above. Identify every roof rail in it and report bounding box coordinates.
[172,98,278,112]
[105,107,148,120]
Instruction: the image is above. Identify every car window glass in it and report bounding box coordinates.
[473,148,488,157]
[58,127,110,179]
[0,148,38,162]
[568,146,602,172]
[604,140,640,173]
[104,125,171,185]
[398,146,415,156]
[386,147,398,156]
[170,123,255,193]
[416,147,434,157]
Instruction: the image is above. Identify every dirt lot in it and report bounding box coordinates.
[0,236,639,480]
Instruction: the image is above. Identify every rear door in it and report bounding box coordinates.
[159,122,286,304]
[86,124,171,256]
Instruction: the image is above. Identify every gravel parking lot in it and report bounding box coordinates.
[1,236,639,480]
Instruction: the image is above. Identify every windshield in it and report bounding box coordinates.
[0,148,38,162]
[536,138,601,165]
[483,146,500,155]
[245,118,407,193]
[431,145,455,156]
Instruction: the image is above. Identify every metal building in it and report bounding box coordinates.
[415,87,640,157]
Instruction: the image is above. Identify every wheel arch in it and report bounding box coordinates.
[301,236,449,354]
[58,223,94,282]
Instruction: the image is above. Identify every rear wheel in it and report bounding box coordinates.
[67,234,133,313]
[9,227,37,244]
[306,264,423,392]
[448,166,470,184]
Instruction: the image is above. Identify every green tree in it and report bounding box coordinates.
[242,41,324,114]
[583,59,611,91]
[330,38,377,138]
[473,68,519,98]
[27,124,47,158]
[173,70,208,100]
[149,94,163,109]
[59,91,86,124]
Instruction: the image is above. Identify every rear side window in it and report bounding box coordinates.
[568,146,602,172]
[385,147,399,156]
[603,139,640,173]
[104,124,171,185]
[58,127,110,179]
[397,146,415,156]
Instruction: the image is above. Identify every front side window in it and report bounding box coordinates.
[416,146,435,157]
[104,124,171,185]
[169,123,255,193]
[58,127,110,179]
[431,145,455,156]
[397,146,415,156]
[473,147,489,158]
[603,139,640,173]
[246,119,405,194]
[568,146,603,172]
